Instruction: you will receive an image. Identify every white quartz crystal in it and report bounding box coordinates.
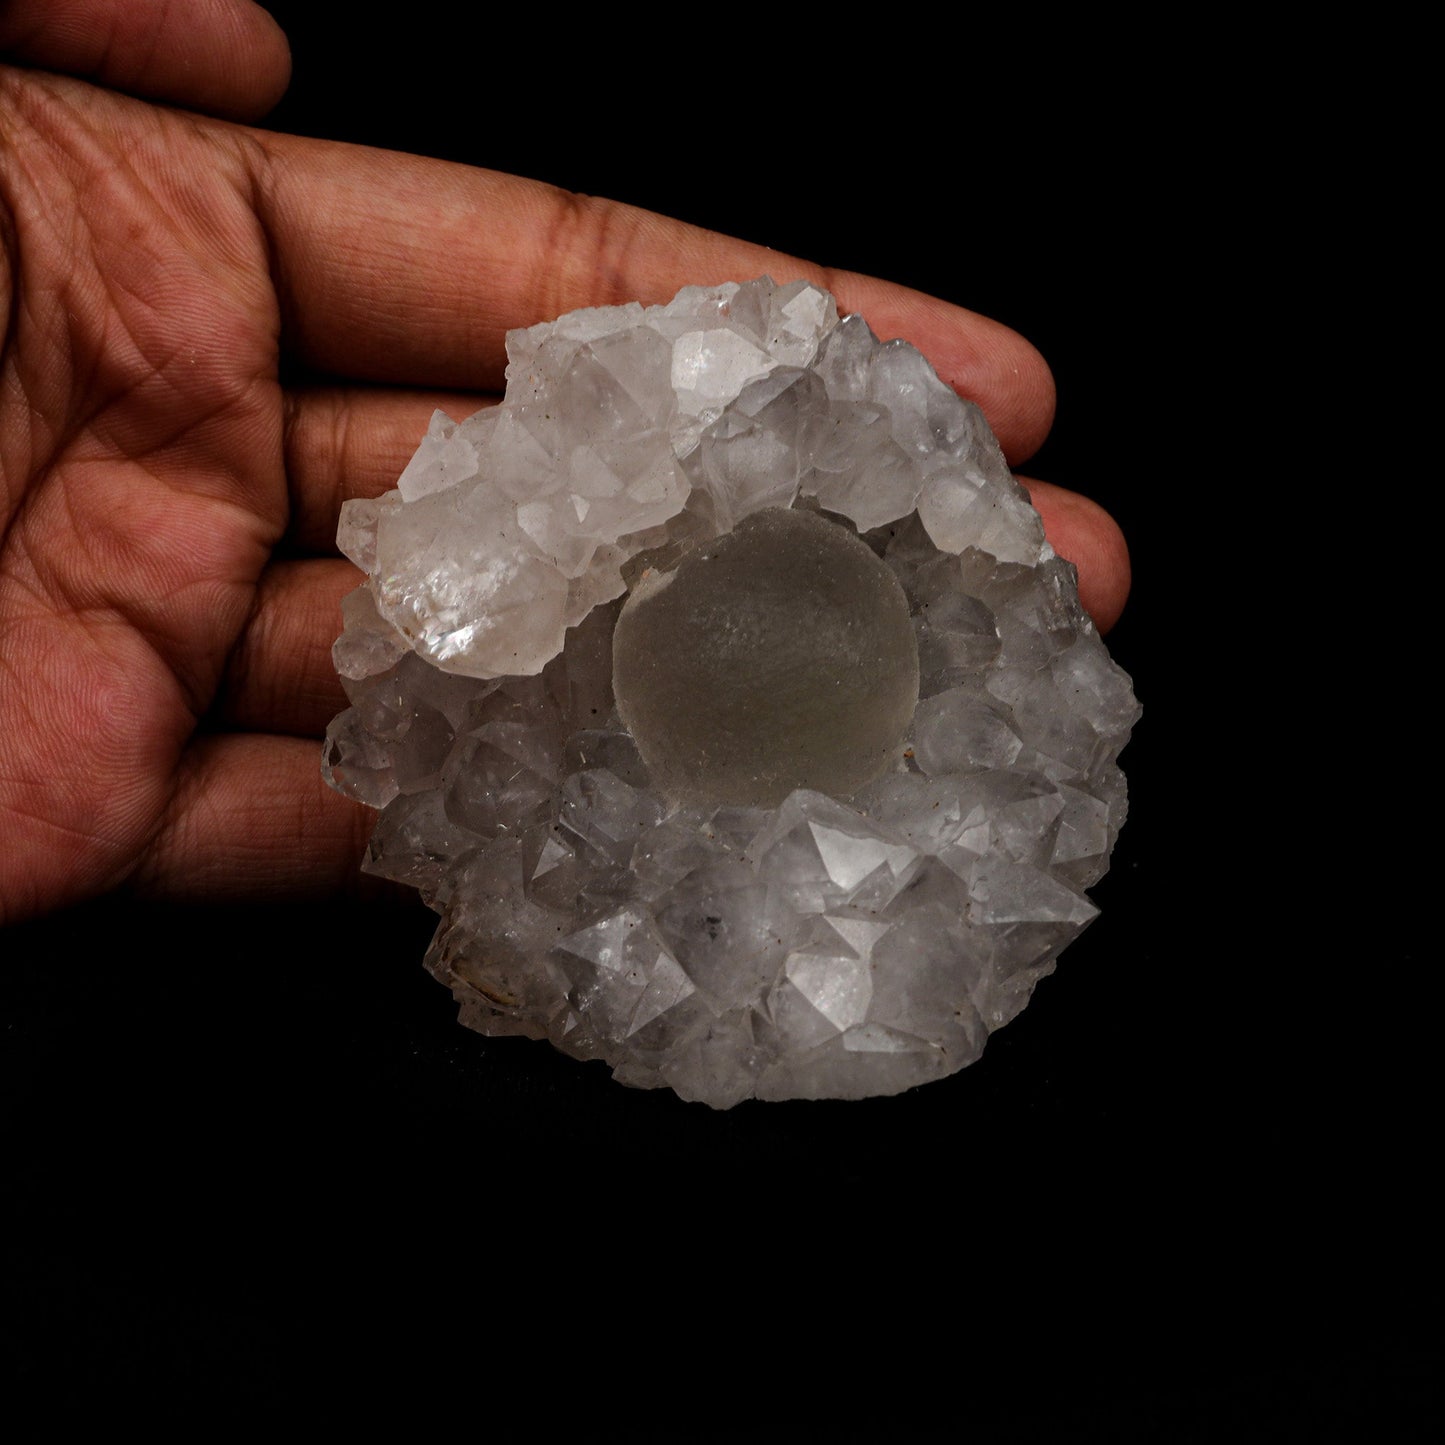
[323,278,1139,1107]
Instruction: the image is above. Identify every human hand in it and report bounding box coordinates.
[0,0,1129,925]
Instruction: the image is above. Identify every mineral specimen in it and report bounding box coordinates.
[323,277,1140,1107]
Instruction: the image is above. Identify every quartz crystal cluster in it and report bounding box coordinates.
[324,278,1139,1107]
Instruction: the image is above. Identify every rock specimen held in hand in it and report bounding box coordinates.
[323,277,1140,1107]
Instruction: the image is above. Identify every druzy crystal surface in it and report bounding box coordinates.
[323,277,1139,1107]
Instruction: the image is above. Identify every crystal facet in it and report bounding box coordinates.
[324,277,1139,1107]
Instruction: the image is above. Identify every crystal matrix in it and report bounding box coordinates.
[323,277,1140,1107]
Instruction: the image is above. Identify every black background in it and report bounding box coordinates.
[4,6,1435,1433]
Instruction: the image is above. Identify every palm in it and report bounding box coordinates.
[0,60,1126,926]
[1,68,302,920]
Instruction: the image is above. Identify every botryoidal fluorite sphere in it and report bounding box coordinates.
[323,277,1140,1107]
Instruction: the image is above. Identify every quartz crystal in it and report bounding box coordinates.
[323,277,1140,1107]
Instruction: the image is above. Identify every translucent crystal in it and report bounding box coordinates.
[325,277,1139,1107]
[612,506,919,808]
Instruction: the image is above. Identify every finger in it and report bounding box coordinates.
[216,558,355,736]
[1017,477,1131,634]
[0,0,291,122]
[281,386,492,555]
[129,732,382,904]
[251,134,1056,465]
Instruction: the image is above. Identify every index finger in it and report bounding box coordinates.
[248,131,1057,465]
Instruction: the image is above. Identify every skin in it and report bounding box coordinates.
[0,0,1131,926]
